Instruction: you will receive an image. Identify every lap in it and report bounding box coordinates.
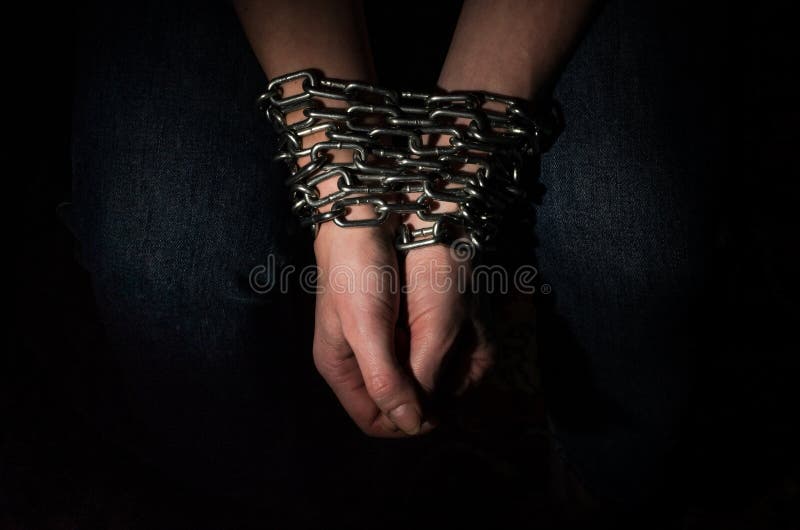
[536,0,718,506]
[70,0,308,494]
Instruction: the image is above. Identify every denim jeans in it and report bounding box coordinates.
[70,0,720,512]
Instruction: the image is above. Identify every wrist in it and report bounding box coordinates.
[437,73,536,103]
[262,70,558,254]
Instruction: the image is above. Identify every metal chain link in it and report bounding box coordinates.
[258,69,560,253]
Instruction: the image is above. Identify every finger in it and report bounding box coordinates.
[455,316,496,395]
[337,278,425,436]
[312,295,403,437]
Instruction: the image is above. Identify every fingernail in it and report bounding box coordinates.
[419,420,438,434]
[379,413,400,433]
[388,404,421,435]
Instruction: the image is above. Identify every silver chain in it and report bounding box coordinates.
[258,69,559,253]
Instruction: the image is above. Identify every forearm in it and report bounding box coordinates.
[233,0,374,191]
[439,0,597,100]
[232,0,374,82]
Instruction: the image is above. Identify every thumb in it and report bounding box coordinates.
[338,292,425,435]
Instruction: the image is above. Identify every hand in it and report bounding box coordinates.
[312,222,431,437]
[312,220,494,437]
[403,242,495,399]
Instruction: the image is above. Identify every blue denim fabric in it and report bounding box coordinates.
[536,1,717,506]
[71,0,717,509]
[71,0,304,497]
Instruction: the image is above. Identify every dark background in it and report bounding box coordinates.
[3,1,799,528]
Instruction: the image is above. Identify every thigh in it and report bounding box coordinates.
[536,0,720,507]
[70,0,311,496]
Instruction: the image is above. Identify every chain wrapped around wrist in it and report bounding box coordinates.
[258,69,560,253]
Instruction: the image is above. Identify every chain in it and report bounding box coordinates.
[258,69,560,253]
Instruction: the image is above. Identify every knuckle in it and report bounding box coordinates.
[312,340,347,378]
[313,354,341,379]
[364,372,400,405]
[311,345,330,372]
[314,353,361,391]
[312,351,335,379]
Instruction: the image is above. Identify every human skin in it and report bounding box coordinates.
[234,0,595,437]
